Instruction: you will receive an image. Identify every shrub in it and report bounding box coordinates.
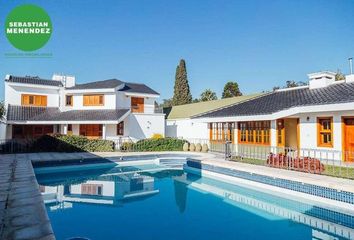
[151,133,164,139]
[33,134,114,152]
[120,142,134,151]
[133,138,188,151]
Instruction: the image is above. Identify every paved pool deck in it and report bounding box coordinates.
[201,157,354,194]
[1,151,354,240]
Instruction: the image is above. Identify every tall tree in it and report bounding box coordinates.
[172,59,192,105]
[200,89,218,102]
[160,98,173,108]
[222,82,242,99]
[0,101,5,121]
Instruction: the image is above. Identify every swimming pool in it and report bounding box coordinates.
[35,163,354,240]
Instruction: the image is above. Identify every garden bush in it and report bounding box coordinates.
[33,134,114,152]
[133,138,188,151]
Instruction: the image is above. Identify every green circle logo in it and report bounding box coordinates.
[5,4,52,51]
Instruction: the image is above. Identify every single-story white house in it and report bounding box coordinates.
[166,71,354,162]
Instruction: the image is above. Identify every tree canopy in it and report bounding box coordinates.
[200,89,217,102]
[172,59,192,106]
[160,98,173,108]
[222,82,242,98]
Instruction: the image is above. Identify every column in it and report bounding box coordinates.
[63,124,68,135]
[270,120,277,153]
[102,124,107,140]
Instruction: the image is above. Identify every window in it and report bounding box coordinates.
[317,117,333,147]
[79,124,102,138]
[83,95,104,106]
[66,95,73,106]
[209,122,235,143]
[81,184,103,196]
[12,125,53,139]
[21,94,47,106]
[238,121,271,145]
[117,121,124,135]
[131,97,144,113]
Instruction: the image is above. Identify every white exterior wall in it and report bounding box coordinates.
[126,113,165,140]
[116,92,131,109]
[5,83,60,107]
[116,92,158,114]
[63,93,116,110]
[70,181,115,197]
[105,124,120,140]
[166,119,208,140]
[0,123,6,139]
[6,125,12,139]
[297,110,354,152]
[144,97,157,114]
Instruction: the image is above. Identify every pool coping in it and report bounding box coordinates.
[185,158,354,211]
[0,157,55,240]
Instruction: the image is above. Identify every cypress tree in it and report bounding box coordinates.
[172,59,192,105]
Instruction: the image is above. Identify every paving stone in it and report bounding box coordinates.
[9,186,39,195]
[0,194,8,202]
[6,203,45,219]
[36,234,56,240]
[8,195,43,208]
[9,221,53,240]
[10,213,49,227]
[8,190,40,201]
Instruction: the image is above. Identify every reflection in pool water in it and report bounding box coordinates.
[35,163,354,240]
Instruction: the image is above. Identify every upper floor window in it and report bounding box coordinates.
[317,117,333,147]
[66,95,73,106]
[131,97,144,113]
[83,95,104,106]
[21,94,47,107]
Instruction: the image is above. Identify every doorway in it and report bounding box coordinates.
[343,118,354,162]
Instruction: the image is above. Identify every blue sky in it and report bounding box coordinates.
[0,0,353,101]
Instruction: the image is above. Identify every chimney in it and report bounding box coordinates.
[308,71,336,89]
[52,73,76,88]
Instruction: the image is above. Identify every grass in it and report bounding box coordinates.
[231,157,266,166]
[322,164,354,180]
[231,157,354,180]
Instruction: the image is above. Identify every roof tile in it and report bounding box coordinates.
[195,82,354,118]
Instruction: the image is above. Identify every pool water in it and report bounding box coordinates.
[35,163,354,240]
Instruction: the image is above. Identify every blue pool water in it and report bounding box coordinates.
[35,163,354,240]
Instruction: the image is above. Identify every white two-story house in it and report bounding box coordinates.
[3,74,165,141]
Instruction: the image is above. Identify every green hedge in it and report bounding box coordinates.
[33,134,114,152]
[123,138,188,152]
